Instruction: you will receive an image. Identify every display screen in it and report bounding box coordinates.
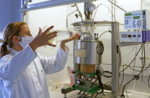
[125,13,132,16]
[122,34,127,38]
[133,16,140,19]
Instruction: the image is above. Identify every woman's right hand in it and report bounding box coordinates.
[29,26,57,51]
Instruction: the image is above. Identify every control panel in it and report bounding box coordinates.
[124,10,150,30]
[120,31,150,42]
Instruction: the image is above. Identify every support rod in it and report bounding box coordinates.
[111,22,119,98]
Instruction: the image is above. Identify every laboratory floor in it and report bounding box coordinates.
[49,90,150,98]
[123,91,150,98]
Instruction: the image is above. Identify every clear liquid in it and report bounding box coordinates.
[42,26,72,50]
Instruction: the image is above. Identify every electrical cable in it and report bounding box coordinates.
[119,45,143,73]
[96,69,104,93]
[98,31,111,39]
[113,0,116,21]
[119,64,125,86]
[108,0,126,12]
[131,31,139,88]
[127,64,150,72]
[99,30,122,78]
[123,43,149,73]
[121,44,146,97]
[127,46,136,55]
[111,0,114,21]
[132,23,140,76]
[125,82,131,98]
[121,78,134,97]
[100,63,150,71]
[92,3,114,21]
[128,43,150,72]
[120,44,150,79]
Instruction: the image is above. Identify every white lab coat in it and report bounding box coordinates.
[0,45,69,98]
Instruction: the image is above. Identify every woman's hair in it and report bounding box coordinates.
[0,22,27,58]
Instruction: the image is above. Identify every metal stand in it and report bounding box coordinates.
[111,22,120,98]
[72,21,121,98]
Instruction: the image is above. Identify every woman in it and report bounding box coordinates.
[0,22,79,98]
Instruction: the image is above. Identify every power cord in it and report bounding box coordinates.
[120,45,143,73]
[121,45,146,97]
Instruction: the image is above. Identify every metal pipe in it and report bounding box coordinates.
[66,10,77,28]
[141,0,142,10]
[111,0,113,21]
[75,4,84,21]
[108,0,126,12]
[20,0,95,12]
[21,0,28,22]
[73,40,77,85]
[111,22,119,98]
[84,2,93,21]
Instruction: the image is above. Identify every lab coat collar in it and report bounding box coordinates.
[7,45,18,55]
[9,48,18,55]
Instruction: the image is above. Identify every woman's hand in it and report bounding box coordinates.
[60,33,80,51]
[69,33,80,40]
[29,26,57,51]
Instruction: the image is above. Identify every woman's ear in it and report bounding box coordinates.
[12,36,21,43]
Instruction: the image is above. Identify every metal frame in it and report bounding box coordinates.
[72,21,120,98]
[21,0,95,12]
[111,22,120,98]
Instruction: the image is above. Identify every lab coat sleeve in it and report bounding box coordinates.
[38,46,69,74]
[0,45,37,81]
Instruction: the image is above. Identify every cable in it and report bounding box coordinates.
[119,64,125,86]
[121,78,134,97]
[99,30,122,78]
[128,64,150,72]
[121,45,146,97]
[92,3,114,21]
[119,45,143,73]
[113,0,116,21]
[127,46,136,55]
[128,44,150,72]
[125,82,131,98]
[132,22,140,76]
[98,31,111,39]
[111,0,113,21]
[108,0,126,12]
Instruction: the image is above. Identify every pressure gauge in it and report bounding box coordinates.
[89,4,96,12]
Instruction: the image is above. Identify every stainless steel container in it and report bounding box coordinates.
[75,39,104,65]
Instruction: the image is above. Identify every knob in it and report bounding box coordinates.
[128,35,132,38]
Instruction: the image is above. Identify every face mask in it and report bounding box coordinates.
[19,36,33,48]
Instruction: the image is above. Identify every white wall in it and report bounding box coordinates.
[26,0,150,94]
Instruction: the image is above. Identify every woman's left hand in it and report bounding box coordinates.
[69,33,80,40]
[60,33,80,51]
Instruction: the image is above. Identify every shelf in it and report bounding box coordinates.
[119,42,144,47]
[71,21,118,27]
